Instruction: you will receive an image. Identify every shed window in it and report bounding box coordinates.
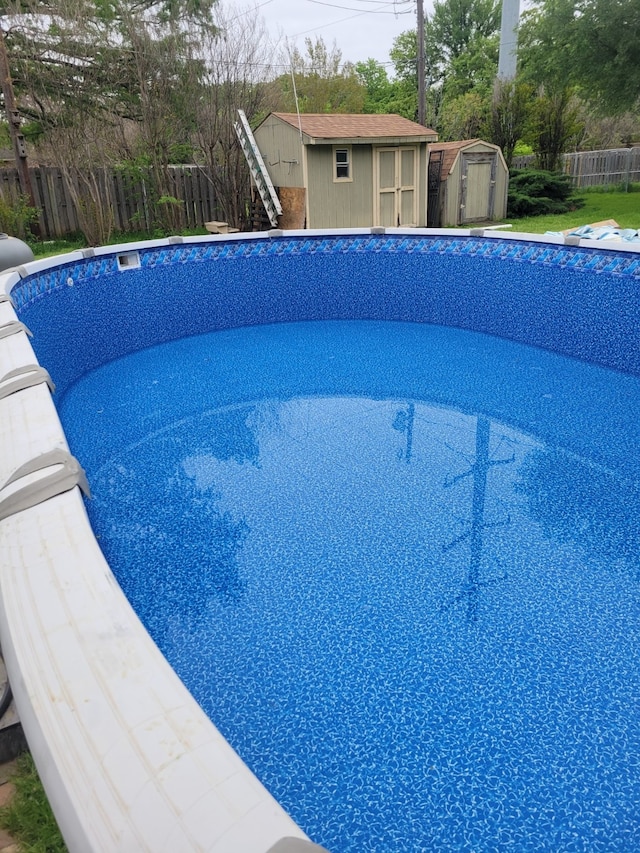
[334,147,352,181]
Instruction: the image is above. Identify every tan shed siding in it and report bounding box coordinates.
[493,159,508,219]
[306,146,374,229]
[466,142,496,155]
[253,116,304,189]
[443,156,461,226]
[419,144,428,227]
[462,141,507,222]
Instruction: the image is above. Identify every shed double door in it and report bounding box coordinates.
[375,147,418,227]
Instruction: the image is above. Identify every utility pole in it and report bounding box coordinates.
[417,0,426,126]
[0,25,37,214]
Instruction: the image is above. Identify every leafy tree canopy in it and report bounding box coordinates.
[390,0,501,130]
[355,58,392,112]
[519,0,640,112]
[572,0,640,111]
[3,0,216,126]
[430,0,501,64]
[438,90,487,140]
[485,79,534,166]
[441,32,499,100]
[273,37,365,113]
[355,57,418,119]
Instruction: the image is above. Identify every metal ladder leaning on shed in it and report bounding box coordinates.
[234,109,282,228]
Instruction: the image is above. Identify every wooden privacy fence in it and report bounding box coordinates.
[562,147,640,188]
[0,164,224,239]
[512,147,640,187]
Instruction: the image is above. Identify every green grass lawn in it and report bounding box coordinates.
[503,186,640,234]
[28,227,209,258]
[0,753,67,852]
[24,187,640,258]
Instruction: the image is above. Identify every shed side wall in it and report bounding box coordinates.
[418,143,428,227]
[443,156,461,226]
[493,157,508,219]
[253,117,304,189]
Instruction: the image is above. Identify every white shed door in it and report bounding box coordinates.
[375,147,418,227]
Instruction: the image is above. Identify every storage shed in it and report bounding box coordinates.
[253,113,438,229]
[427,139,508,226]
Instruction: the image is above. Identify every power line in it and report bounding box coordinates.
[223,0,414,65]
[291,10,371,38]
[340,0,413,5]
[307,0,412,12]
[203,54,398,71]
[222,0,276,25]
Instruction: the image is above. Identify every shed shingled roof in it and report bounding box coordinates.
[271,113,437,140]
[428,140,487,178]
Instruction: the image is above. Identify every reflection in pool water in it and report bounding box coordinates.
[59,320,640,852]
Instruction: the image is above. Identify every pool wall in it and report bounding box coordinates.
[12,230,640,396]
[0,227,639,852]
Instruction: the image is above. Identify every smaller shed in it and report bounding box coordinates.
[253,113,438,230]
[428,139,508,226]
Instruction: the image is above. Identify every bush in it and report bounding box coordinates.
[0,193,40,239]
[507,169,584,218]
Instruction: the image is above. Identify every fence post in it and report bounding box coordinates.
[624,148,630,193]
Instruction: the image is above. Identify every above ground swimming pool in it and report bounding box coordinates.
[1,229,639,852]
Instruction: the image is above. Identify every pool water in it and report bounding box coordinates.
[59,320,640,852]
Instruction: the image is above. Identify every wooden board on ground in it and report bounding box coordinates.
[562,218,619,234]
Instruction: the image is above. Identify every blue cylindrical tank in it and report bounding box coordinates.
[0,233,34,272]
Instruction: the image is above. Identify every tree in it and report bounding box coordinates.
[571,0,640,112]
[525,87,583,171]
[389,29,442,125]
[390,0,501,132]
[438,91,487,140]
[273,36,365,114]
[485,79,533,167]
[441,33,499,101]
[354,56,422,120]
[4,0,216,125]
[430,0,501,65]
[123,25,210,232]
[3,0,218,237]
[519,0,640,113]
[191,3,277,229]
[355,58,393,113]
[576,108,640,150]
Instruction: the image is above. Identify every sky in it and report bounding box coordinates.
[230,0,425,68]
